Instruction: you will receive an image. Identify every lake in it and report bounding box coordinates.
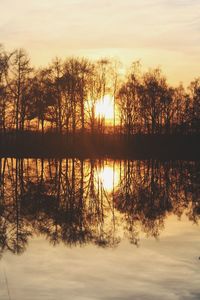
[0,158,200,300]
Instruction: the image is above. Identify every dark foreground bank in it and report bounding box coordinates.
[0,131,200,159]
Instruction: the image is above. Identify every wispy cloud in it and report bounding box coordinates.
[0,0,200,83]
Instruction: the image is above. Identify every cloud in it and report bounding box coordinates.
[0,0,200,84]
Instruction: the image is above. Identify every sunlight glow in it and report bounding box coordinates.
[98,164,120,192]
[95,95,114,121]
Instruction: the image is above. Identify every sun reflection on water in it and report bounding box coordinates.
[96,162,120,192]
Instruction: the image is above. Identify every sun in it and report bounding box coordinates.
[87,94,120,125]
[95,95,114,121]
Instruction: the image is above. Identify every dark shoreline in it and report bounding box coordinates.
[0,131,200,160]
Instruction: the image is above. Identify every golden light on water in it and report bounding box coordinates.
[97,163,120,192]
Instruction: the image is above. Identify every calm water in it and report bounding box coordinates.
[0,158,200,300]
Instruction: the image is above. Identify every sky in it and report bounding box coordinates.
[1,0,200,85]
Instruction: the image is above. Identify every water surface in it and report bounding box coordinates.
[0,158,200,300]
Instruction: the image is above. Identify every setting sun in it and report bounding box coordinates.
[95,95,114,121]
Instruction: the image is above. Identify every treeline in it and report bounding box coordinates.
[0,45,200,135]
[0,158,199,255]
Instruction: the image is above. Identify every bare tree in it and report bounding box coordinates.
[118,61,141,136]
[7,49,32,131]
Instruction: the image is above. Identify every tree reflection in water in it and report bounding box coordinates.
[0,158,199,256]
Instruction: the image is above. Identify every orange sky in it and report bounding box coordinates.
[1,0,200,85]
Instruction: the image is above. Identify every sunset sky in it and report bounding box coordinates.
[1,0,200,85]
